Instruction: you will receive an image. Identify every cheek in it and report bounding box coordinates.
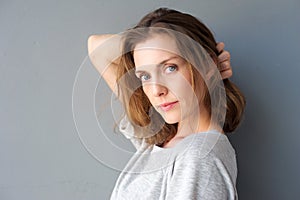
[194,80,207,104]
[141,85,152,101]
[167,77,193,99]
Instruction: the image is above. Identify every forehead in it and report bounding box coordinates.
[133,34,181,67]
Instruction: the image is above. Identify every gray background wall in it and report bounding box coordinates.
[1,0,299,199]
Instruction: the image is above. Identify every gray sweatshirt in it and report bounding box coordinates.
[110,118,238,199]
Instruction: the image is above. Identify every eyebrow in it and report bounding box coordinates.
[135,56,179,74]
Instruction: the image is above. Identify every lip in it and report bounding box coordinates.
[159,101,178,112]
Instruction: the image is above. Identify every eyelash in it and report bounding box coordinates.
[165,65,178,73]
[139,73,150,81]
[137,64,178,82]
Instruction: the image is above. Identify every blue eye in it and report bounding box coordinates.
[165,65,177,73]
[140,74,150,81]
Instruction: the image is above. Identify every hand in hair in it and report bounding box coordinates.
[217,42,232,79]
[87,34,233,92]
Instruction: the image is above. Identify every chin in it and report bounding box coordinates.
[162,116,180,124]
[157,110,181,124]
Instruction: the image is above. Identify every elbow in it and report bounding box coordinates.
[87,35,97,55]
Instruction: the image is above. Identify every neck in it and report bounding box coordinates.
[176,106,222,138]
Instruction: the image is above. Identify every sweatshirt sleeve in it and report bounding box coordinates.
[119,115,144,150]
[166,151,238,200]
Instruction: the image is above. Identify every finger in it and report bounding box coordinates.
[216,42,225,53]
[220,69,233,79]
[218,50,230,62]
[219,61,230,71]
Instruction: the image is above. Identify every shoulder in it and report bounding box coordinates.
[177,131,235,158]
[173,131,237,175]
[168,132,238,199]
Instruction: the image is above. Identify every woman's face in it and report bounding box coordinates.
[133,34,201,124]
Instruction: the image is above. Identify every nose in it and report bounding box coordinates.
[151,83,167,97]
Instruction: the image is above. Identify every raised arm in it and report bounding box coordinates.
[87,34,122,94]
[87,35,233,94]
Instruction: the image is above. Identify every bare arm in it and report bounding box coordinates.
[88,35,233,94]
[87,34,122,94]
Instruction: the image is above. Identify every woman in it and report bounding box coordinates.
[88,8,245,200]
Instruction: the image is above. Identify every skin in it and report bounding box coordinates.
[87,34,232,94]
[134,38,195,125]
[134,35,222,147]
[87,34,232,148]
